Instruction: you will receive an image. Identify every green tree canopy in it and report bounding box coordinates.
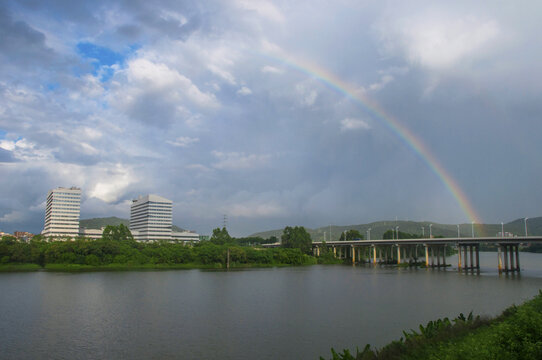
[382,230,423,240]
[102,224,134,242]
[281,226,312,254]
[338,229,364,241]
[210,227,231,245]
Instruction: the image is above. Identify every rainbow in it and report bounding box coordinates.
[263,51,482,225]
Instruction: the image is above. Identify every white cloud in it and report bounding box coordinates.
[340,118,370,131]
[167,136,200,147]
[378,13,500,69]
[212,151,271,170]
[88,164,136,203]
[235,0,285,23]
[261,65,284,74]
[369,74,394,92]
[237,86,252,95]
[115,57,219,109]
[208,64,237,85]
[296,83,318,106]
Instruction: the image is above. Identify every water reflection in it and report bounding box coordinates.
[1,252,542,360]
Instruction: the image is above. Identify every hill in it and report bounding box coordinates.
[250,217,542,241]
[80,217,185,232]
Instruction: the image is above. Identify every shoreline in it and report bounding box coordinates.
[0,262,323,272]
[322,290,542,359]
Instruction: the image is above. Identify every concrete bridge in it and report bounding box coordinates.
[263,236,542,273]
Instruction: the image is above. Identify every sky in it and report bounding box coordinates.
[0,0,541,236]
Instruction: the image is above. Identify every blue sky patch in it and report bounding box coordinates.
[77,42,124,67]
[76,42,127,81]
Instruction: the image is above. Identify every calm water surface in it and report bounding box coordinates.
[2,252,542,359]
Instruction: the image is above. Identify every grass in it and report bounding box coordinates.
[322,290,542,360]
[0,261,319,273]
[0,263,42,272]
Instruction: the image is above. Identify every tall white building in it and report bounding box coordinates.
[42,187,81,239]
[130,194,173,242]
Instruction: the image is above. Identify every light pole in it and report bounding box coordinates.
[367,228,371,241]
[429,224,433,238]
[501,222,504,238]
[457,224,460,238]
[344,230,347,241]
[525,218,529,237]
[324,231,326,242]
[471,221,475,238]
[396,226,399,240]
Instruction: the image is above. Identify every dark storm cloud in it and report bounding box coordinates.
[0,148,16,162]
[0,6,56,67]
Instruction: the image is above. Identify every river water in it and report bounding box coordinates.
[2,252,542,359]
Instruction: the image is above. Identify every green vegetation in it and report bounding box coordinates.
[79,217,185,232]
[281,226,312,254]
[322,291,542,360]
[339,230,364,241]
[251,217,542,241]
[0,225,317,271]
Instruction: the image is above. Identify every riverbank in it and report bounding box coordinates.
[0,261,328,272]
[323,290,542,360]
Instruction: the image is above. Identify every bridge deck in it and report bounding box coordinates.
[262,236,542,248]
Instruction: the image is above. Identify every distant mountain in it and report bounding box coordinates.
[250,217,542,241]
[80,217,185,232]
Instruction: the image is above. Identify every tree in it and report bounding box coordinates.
[102,224,134,242]
[210,227,231,245]
[281,226,312,254]
[339,230,364,241]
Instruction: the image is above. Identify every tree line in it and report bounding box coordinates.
[0,224,321,268]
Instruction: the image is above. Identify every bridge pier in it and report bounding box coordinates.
[333,246,336,258]
[458,244,480,271]
[498,244,520,273]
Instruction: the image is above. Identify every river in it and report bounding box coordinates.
[2,252,542,359]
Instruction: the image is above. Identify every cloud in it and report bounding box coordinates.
[340,118,370,131]
[229,201,283,217]
[167,136,200,147]
[261,65,283,74]
[235,0,285,23]
[110,56,218,126]
[0,210,24,223]
[0,147,16,162]
[212,151,271,170]
[237,86,252,95]
[377,13,500,69]
[369,74,394,91]
[0,6,58,68]
[296,83,318,106]
[87,164,136,203]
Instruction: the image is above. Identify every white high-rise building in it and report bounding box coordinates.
[42,187,81,239]
[130,194,173,242]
